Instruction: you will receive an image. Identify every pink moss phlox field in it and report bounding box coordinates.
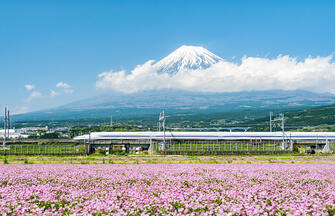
[0,164,335,215]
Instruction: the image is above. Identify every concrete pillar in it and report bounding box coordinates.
[290,139,293,151]
[148,139,153,154]
[109,144,113,154]
[88,144,93,154]
[125,144,130,154]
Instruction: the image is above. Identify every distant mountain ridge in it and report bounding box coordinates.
[13,89,335,121]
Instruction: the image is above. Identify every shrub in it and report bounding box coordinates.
[226,159,233,164]
[95,148,106,155]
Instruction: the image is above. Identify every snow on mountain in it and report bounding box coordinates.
[153,45,223,74]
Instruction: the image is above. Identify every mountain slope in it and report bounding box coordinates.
[12,89,335,121]
[239,104,335,131]
[153,45,223,74]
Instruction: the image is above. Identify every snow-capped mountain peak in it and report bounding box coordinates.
[154,45,223,74]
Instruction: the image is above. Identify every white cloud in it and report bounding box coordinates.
[56,82,71,89]
[56,82,73,94]
[24,84,35,91]
[27,91,42,101]
[96,60,170,93]
[96,55,335,94]
[50,90,60,97]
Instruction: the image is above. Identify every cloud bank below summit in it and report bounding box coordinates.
[96,54,335,94]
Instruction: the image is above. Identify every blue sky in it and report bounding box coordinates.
[1,0,335,114]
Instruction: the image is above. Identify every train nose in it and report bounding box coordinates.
[73,135,88,140]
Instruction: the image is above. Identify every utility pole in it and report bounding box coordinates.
[163,111,166,144]
[270,112,285,132]
[280,113,285,133]
[3,107,10,146]
[270,112,286,149]
[7,109,10,137]
[158,111,166,144]
[3,107,7,146]
[279,113,285,149]
[110,116,113,127]
[269,112,273,132]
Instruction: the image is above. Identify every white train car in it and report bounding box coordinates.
[74,131,335,141]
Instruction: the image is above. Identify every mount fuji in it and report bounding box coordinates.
[13,45,335,122]
[153,45,223,74]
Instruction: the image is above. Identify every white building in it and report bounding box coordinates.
[0,129,29,139]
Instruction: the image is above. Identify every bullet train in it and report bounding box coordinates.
[73,131,335,141]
